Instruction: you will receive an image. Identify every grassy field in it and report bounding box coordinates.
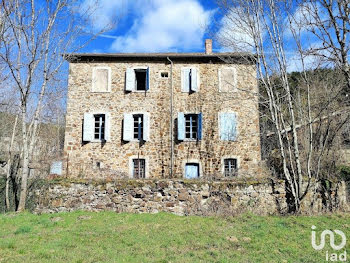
[0,211,349,263]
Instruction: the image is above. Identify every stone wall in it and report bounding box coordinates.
[32,178,349,215]
[64,55,263,179]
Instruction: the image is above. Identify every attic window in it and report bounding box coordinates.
[161,72,168,78]
[135,69,147,90]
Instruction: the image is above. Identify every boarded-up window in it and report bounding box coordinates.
[185,163,200,178]
[219,68,237,92]
[219,112,237,141]
[92,67,110,92]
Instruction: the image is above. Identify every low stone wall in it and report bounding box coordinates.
[32,178,349,215]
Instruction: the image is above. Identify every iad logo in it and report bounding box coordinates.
[311,225,347,262]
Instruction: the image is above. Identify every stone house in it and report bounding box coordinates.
[63,40,262,179]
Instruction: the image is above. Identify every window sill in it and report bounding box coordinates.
[183,139,200,142]
[90,91,111,93]
[130,90,149,93]
[90,139,107,143]
[128,139,149,142]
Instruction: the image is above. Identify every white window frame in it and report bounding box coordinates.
[131,66,151,93]
[129,155,149,178]
[132,114,144,141]
[218,110,239,141]
[221,156,239,177]
[128,111,151,142]
[89,111,111,143]
[93,114,105,141]
[182,111,203,142]
[184,113,199,141]
[181,67,200,93]
[182,159,202,179]
[218,67,237,92]
[91,66,111,93]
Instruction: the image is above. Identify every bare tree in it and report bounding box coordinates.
[297,0,350,97]
[215,0,348,212]
[0,0,112,211]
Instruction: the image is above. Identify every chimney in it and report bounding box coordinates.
[205,39,212,54]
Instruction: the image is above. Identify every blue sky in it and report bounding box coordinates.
[80,0,221,53]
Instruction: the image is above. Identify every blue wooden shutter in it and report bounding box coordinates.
[197,113,202,140]
[123,113,133,141]
[220,113,237,141]
[190,68,198,92]
[185,164,199,179]
[125,68,135,91]
[146,67,150,91]
[178,112,185,140]
[181,68,190,92]
[83,113,94,141]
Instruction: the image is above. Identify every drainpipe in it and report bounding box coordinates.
[167,57,174,178]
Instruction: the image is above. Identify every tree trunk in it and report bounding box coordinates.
[17,106,29,212]
[5,114,18,211]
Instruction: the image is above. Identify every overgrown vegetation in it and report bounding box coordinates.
[0,211,349,262]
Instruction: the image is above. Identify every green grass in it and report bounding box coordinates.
[0,211,349,262]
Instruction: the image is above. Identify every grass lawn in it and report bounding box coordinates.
[0,211,349,263]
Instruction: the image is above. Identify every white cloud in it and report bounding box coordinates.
[80,0,130,31]
[109,0,213,52]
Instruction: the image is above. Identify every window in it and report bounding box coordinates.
[83,112,110,142]
[125,67,150,92]
[219,67,237,92]
[161,72,168,78]
[123,113,150,141]
[224,158,237,177]
[185,114,198,140]
[95,161,103,169]
[135,69,147,91]
[219,112,237,141]
[178,112,202,141]
[133,159,146,178]
[94,114,105,140]
[92,67,111,92]
[133,114,143,140]
[181,67,199,92]
[185,163,199,179]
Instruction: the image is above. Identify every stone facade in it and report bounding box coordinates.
[63,47,262,179]
[32,179,349,215]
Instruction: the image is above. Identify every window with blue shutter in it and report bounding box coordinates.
[83,113,110,142]
[182,67,199,93]
[125,68,150,92]
[185,163,200,179]
[124,113,150,142]
[178,113,203,140]
[219,112,237,141]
